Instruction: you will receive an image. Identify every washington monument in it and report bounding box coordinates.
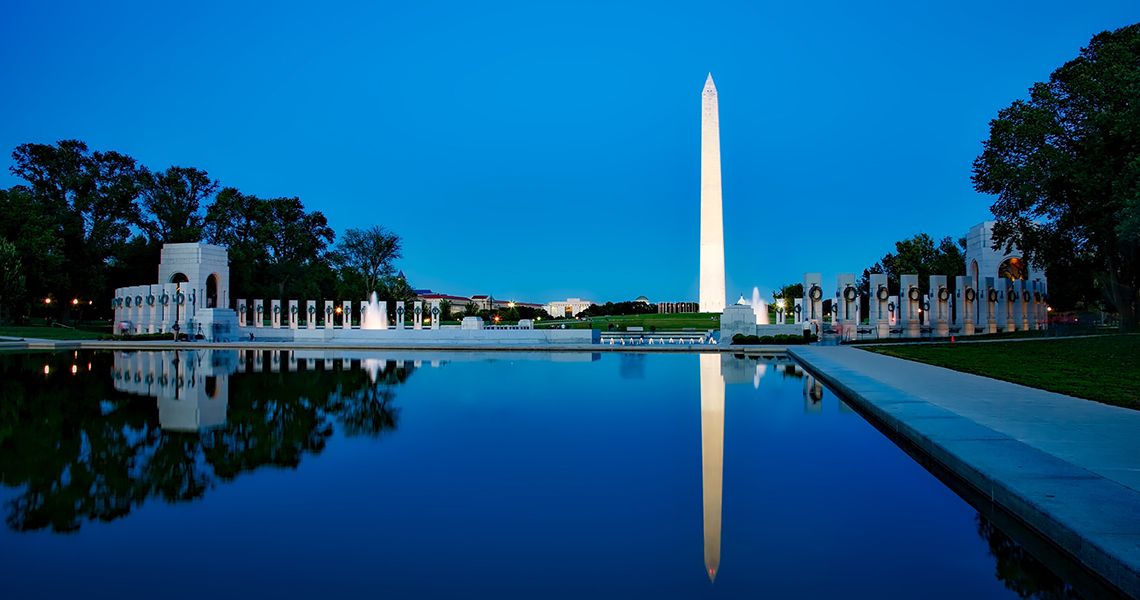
[700,73,726,313]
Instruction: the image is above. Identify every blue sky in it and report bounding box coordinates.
[1,1,1137,303]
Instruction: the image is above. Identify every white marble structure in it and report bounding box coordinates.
[964,221,1048,322]
[546,298,594,319]
[271,300,282,328]
[699,74,726,314]
[430,300,441,330]
[112,243,237,340]
[289,300,299,329]
[413,301,423,330]
[395,301,406,329]
[720,302,757,341]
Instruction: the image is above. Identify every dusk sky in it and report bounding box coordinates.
[2,1,1137,304]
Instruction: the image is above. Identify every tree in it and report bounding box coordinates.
[771,283,803,303]
[9,140,141,301]
[0,239,25,322]
[204,188,335,299]
[972,24,1140,330]
[859,233,965,295]
[0,186,65,314]
[331,226,402,297]
[137,166,217,244]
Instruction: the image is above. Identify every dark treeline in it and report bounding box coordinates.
[0,140,411,323]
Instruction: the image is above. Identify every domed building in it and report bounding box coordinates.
[634,295,651,305]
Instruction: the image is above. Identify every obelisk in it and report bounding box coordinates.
[700,73,726,313]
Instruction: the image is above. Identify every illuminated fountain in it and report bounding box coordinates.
[360,292,388,330]
[750,287,769,325]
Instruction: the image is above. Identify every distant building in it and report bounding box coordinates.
[417,292,473,316]
[546,298,593,318]
[634,295,651,304]
[470,295,492,311]
[658,301,699,314]
[964,221,1048,287]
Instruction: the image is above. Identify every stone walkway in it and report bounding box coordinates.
[788,345,1140,596]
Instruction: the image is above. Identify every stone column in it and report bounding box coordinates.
[901,274,921,338]
[395,301,405,329]
[998,278,1014,332]
[1026,282,1039,330]
[836,273,856,339]
[237,299,247,327]
[430,300,441,330]
[254,300,265,328]
[870,273,889,338]
[983,278,997,334]
[1026,284,1035,333]
[269,300,280,328]
[146,287,158,333]
[413,301,423,330]
[930,275,949,337]
[803,273,823,327]
[793,298,803,324]
[307,301,317,329]
[957,276,975,335]
[324,300,335,330]
[289,301,299,329]
[343,301,353,328]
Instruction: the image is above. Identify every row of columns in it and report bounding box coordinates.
[234,300,442,331]
[798,272,1048,339]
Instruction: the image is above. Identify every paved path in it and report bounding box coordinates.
[788,345,1140,597]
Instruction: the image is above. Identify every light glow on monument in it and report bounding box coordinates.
[700,73,726,314]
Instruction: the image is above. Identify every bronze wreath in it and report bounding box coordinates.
[908,287,921,302]
[876,286,889,302]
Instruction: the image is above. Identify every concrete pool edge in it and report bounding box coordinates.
[787,346,1140,598]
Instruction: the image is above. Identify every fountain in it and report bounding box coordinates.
[360,292,388,330]
[750,287,770,325]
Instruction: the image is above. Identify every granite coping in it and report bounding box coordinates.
[788,345,1140,597]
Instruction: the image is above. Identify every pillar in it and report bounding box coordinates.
[413,301,423,330]
[307,300,317,329]
[289,300,299,329]
[901,274,920,338]
[870,272,889,338]
[324,300,335,330]
[254,300,265,328]
[396,301,405,329]
[271,300,282,328]
[930,275,949,337]
[957,276,975,335]
[237,299,247,327]
[430,300,441,330]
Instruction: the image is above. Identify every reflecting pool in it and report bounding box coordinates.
[0,350,1110,598]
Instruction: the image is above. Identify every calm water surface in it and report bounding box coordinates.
[0,350,1101,598]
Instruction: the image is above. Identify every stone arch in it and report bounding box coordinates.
[998,257,1027,281]
[170,272,189,285]
[206,273,219,308]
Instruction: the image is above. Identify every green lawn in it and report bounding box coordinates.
[537,313,721,331]
[864,335,1140,409]
[0,324,107,340]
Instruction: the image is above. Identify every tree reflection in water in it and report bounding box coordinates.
[976,514,1083,599]
[0,350,408,533]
